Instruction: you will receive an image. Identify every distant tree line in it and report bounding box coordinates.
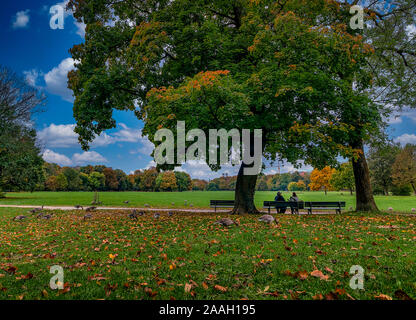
[307,143,416,196]
[40,164,194,192]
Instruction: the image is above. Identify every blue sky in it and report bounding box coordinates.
[1,0,415,179]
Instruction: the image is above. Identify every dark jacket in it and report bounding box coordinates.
[275,194,285,202]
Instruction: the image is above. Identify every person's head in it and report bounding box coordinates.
[292,192,297,197]
[277,192,281,196]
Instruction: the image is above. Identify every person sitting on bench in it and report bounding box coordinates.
[275,192,286,214]
[289,192,300,214]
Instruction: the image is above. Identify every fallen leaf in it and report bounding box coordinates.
[184,283,192,293]
[310,269,329,281]
[214,285,227,292]
[375,294,393,300]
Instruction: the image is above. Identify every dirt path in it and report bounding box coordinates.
[0,204,230,213]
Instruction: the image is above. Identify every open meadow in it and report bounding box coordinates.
[1,191,415,212]
[0,207,415,300]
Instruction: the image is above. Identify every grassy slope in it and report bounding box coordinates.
[0,207,415,300]
[1,191,416,212]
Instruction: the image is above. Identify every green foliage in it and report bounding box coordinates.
[391,144,416,194]
[68,0,379,173]
[139,167,158,191]
[207,182,219,191]
[88,172,106,191]
[55,173,69,191]
[155,171,178,191]
[288,181,306,191]
[0,125,45,193]
[62,167,82,191]
[368,143,401,195]
[330,162,355,194]
[391,185,412,196]
[174,171,191,191]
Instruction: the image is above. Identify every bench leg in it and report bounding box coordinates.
[308,208,312,215]
[268,207,270,214]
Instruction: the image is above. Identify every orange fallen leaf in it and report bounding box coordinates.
[310,269,329,281]
[184,283,192,293]
[214,285,227,292]
[375,294,393,300]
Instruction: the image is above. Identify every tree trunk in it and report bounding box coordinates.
[351,139,379,212]
[231,162,259,214]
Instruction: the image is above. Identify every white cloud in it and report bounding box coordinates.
[23,69,41,88]
[406,25,416,38]
[43,58,75,102]
[394,134,416,145]
[74,21,86,37]
[42,149,107,166]
[145,160,157,169]
[113,123,142,143]
[42,149,72,166]
[38,123,149,150]
[38,124,78,148]
[386,107,416,125]
[12,10,30,29]
[72,151,108,164]
[130,137,155,156]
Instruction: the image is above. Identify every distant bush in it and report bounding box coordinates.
[391,185,412,196]
[0,192,5,198]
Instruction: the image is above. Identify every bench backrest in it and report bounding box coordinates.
[264,201,304,209]
[210,200,235,206]
[304,201,346,208]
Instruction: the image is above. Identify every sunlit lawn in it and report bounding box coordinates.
[0,207,415,300]
[1,191,415,212]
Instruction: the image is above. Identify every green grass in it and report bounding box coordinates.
[0,207,415,300]
[1,191,415,212]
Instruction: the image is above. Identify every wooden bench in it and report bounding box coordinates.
[263,201,304,214]
[210,200,235,212]
[304,202,346,214]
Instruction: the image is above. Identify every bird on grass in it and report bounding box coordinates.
[138,211,145,216]
[41,214,53,220]
[74,205,83,210]
[258,215,278,225]
[13,215,27,222]
[129,210,138,220]
[85,206,97,212]
[83,213,92,220]
[168,211,174,217]
[214,218,239,227]
[36,212,45,219]
[124,201,130,204]
[29,206,44,215]
[154,213,160,219]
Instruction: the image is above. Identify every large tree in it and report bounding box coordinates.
[368,142,401,195]
[68,0,380,213]
[392,144,416,194]
[0,66,45,194]
[343,0,416,210]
